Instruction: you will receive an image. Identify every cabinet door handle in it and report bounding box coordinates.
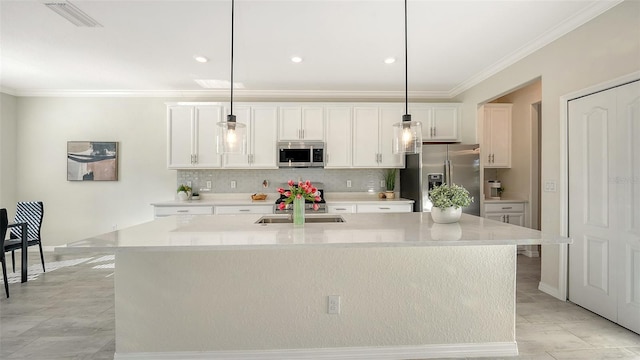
[177,210,189,213]
[302,129,305,138]
[433,127,436,137]
[506,214,510,222]
[379,153,383,163]
[491,154,495,163]
[488,154,491,163]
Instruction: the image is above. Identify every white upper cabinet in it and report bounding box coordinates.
[325,107,352,168]
[352,105,403,168]
[223,105,278,169]
[409,104,460,142]
[278,106,324,140]
[482,104,512,168]
[167,104,222,169]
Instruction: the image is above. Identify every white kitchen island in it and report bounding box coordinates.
[63,213,570,360]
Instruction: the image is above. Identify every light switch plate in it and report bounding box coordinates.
[544,180,557,192]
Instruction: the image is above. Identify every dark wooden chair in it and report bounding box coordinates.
[4,201,45,273]
[1,208,10,297]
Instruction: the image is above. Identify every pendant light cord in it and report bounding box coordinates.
[230,0,235,118]
[404,0,408,117]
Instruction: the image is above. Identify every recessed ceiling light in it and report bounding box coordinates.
[291,56,303,63]
[384,57,396,64]
[194,55,209,63]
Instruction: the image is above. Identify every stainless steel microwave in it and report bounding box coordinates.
[277,141,325,168]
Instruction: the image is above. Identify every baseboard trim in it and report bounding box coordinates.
[113,342,517,360]
[538,281,565,301]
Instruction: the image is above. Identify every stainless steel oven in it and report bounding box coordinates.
[277,141,324,168]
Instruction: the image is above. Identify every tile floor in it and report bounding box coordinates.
[1,252,639,359]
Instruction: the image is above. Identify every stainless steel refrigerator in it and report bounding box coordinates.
[400,144,480,215]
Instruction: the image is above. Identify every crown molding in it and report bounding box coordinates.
[448,0,623,98]
[4,88,452,100]
[0,87,18,96]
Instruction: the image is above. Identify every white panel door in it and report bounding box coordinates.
[431,105,459,141]
[325,107,352,168]
[167,106,194,168]
[488,106,512,168]
[301,107,324,140]
[378,106,404,168]
[615,81,640,334]
[352,107,380,167]
[568,81,640,333]
[251,106,278,168]
[569,88,617,322]
[194,106,222,168]
[279,107,301,140]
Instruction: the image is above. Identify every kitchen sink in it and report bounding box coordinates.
[256,215,345,224]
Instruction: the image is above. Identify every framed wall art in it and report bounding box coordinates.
[67,141,119,181]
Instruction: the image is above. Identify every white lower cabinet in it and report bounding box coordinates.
[483,202,525,226]
[327,204,357,214]
[214,205,274,215]
[357,203,412,213]
[154,206,214,218]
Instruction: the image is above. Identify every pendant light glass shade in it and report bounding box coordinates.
[217,0,247,155]
[392,0,422,155]
[392,115,422,154]
[217,114,247,154]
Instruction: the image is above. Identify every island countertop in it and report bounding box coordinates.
[60,213,570,252]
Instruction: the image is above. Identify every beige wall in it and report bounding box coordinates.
[13,97,177,246]
[454,1,640,294]
[0,93,18,220]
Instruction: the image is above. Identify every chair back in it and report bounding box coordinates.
[1,208,8,253]
[10,202,44,241]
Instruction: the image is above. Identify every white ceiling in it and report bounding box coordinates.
[0,0,622,99]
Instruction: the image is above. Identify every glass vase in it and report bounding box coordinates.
[293,196,305,226]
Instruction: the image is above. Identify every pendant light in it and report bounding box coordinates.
[392,0,422,155]
[217,0,247,154]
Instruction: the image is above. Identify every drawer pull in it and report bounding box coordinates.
[379,207,391,210]
[239,209,251,212]
[335,208,347,211]
[177,210,189,213]
[502,206,513,209]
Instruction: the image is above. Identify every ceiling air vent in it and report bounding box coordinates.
[45,1,102,27]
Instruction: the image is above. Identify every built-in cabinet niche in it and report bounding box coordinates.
[167,102,461,170]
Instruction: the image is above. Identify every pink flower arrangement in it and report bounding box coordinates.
[277,180,322,211]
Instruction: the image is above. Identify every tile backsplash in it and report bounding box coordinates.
[177,168,396,194]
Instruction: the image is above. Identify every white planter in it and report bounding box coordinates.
[177,191,190,201]
[431,206,462,224]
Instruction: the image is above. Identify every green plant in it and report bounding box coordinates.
[428,183,474,210]
[177,184,192,193]
[384,169,397,191]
